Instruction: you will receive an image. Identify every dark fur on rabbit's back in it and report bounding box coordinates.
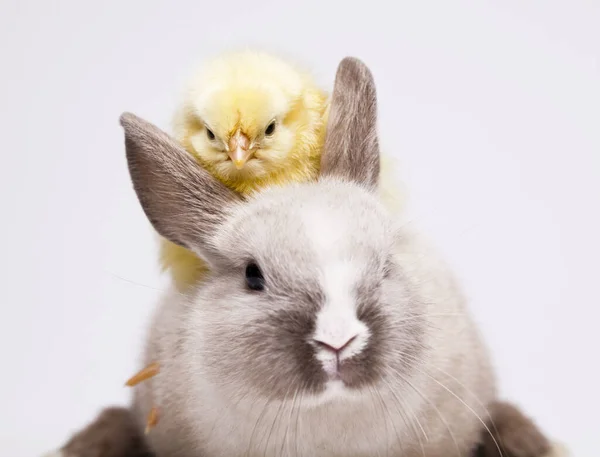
[58,407,154,457]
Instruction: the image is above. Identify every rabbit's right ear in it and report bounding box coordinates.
[119,112,240,256]
[320,57,380,189]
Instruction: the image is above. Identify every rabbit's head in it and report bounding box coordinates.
[121,58,425,404]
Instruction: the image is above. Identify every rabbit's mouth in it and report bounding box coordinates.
[314,336,370,386]
[323,361,359,385]
[322,359,344,383]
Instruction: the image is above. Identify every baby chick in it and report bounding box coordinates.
[161,51,329,289]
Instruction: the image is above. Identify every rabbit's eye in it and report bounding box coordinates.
[245,263,265,291]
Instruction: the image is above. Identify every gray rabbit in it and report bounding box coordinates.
[47,57,559,457]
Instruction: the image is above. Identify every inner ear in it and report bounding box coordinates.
[120,112,241,256]
[320,57,380,189]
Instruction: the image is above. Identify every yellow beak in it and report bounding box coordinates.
[228,131,252,170]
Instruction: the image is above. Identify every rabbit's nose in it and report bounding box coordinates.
[313,334,358,355]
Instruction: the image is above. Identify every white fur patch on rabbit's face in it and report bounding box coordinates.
[181,179,425,404]
[312,260,371,381]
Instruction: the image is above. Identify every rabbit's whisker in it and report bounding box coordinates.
[393,350,505,457]
[280,383,301,457]
[293,386,304,457]
[393,312,465,324]
[370,384,397,457]
[387,365,461,457]
[246,393,276,457]
[261,383,292,457]
[381,377,427,457]
[206,384,255,446]
[423,370,502,457]
[412,353,503,452]
[395,355,503,457]
[104,270,186,297]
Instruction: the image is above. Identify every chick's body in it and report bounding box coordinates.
[161,51,329,289]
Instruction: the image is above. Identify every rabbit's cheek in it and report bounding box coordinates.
[228,307,328,399]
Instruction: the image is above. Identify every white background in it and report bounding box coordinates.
[1,0,598,455]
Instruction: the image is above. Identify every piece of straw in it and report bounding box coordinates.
[145,406,159,434]
[125,362,160,387]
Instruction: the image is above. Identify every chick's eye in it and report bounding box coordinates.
[264,121,276,136]
[245,263,265,291]
[206,128,215,140]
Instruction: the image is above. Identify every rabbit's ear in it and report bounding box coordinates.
[320,57,380,189]
[120,112,240,255]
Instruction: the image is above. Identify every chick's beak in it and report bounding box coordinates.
[228,131,252,170]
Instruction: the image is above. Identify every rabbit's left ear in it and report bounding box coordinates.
[120,112,241,259]
[320,57,380,189]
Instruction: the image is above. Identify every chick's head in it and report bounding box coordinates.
[174,51,329,193]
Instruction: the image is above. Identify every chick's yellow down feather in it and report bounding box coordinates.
[160,51,402,290]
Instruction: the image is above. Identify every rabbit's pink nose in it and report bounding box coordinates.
[314,335,358,355]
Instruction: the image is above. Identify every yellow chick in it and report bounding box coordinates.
[161,51,329,289]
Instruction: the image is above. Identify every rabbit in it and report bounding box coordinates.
[121,56,496,457]
[47,56,562,457]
